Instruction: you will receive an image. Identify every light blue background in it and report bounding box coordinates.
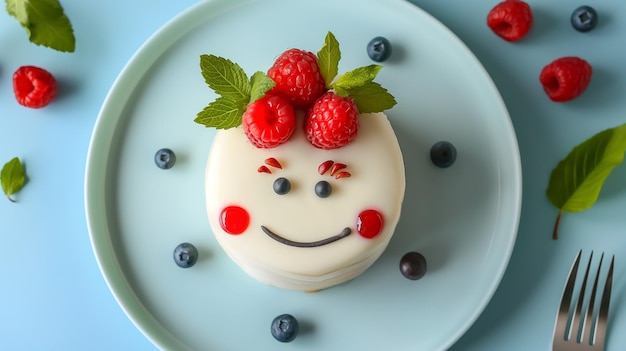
[1,1,625,350]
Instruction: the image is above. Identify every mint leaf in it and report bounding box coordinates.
[197,55,257,129]
[317,31,341,88]
[344,81,397,113]
[546,123,626,239]
[6,0,75,52]
[332,64,382,91]
[200,54,251,102]
[195,96,247,129]
[1,157,26,202]
[331,64,395,113]
[333,85,349,97]
[249,71,275,103]
[5,0,28,25]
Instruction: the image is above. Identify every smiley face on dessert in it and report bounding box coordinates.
[205,111,404,291]
[198,32,405,291]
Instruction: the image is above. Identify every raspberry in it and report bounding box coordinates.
[304,92,359,150]
[539,57,592,102]
[487,0,533,42]
[267,48,326,108]
[12,65,58,108]
[242,95,296,148]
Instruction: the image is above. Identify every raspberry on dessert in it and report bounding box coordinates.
[304,92,359,150]
[267,48,327,108]
[12,65,58,108]
[539,57,592,102]
[242,95,296,148]
[487,0,533,42]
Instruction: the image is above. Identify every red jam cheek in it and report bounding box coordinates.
[356,209,384,239]
[219,206,250,235]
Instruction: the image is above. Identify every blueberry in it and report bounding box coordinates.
[571,6,598,32]
[314,180,332,198]
[271,314,299,342]
[399,252,427,280]
[367,36,392,62]
[430,141,457,168]
[155,148,176,169]
[273,177,291,195]
[173,243,198,268]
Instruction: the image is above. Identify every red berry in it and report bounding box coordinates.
[219,205,250,235]
[356,209,384,239]
[242,95,296,148]
[487,0,533,42]
[539,57,592,102]
[267,48,326,108]
[304,92,359,150]
[13,65,58,108]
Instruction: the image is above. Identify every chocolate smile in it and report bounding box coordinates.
[261,226,352,248]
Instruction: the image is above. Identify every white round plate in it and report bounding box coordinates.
[85,0,522,350]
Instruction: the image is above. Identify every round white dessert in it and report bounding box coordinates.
[205,112,405,291]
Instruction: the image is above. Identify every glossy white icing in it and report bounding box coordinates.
[205,112,405,291]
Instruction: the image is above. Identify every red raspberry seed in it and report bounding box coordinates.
[487,0,533,42]
[264,157,283,169]
[330,163,347,176]
[257,165,272,174]
[318,160,334,175]
[335,171,351,179]
[539,57,592,102]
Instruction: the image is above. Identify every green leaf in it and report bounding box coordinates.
[1,157,26,202]
[5,0,28,25]
[317,31,341,88]
[6,0,75,52]
[546,123,626,239]
[331,64,395,113]
[197,55,258,129]
[342,81,397,113]
[249,71,275,103]
[332,64,382,91]
[333,85,349,97]
[200,54,251,102]
[194,96,247,129]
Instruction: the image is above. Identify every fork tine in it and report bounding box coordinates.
[553,250,582,342]
[572,251,594,341]
[580,252,602,344]
[593,255,614,350]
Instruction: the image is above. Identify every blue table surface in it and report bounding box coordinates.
[2,0,625,350]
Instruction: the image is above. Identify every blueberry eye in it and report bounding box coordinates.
[273,177,291,195]
[315,180,332,198]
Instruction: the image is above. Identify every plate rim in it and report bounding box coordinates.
[84,0,523,350]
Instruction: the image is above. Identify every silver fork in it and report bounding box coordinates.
[553,250,615,351]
